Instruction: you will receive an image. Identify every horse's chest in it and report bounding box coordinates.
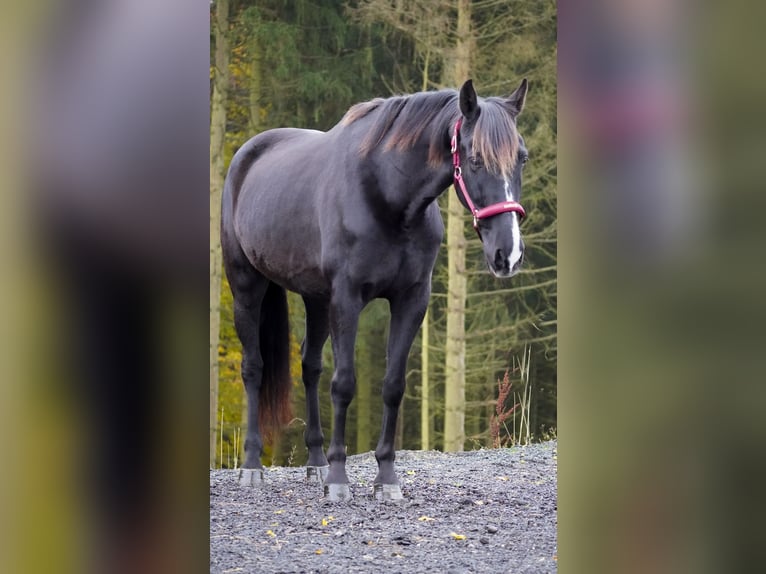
[350,240,435,292]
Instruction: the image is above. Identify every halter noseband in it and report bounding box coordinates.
[451,118,526,240]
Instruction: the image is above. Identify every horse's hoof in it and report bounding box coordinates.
[324,483,352,501]
[374,483,404,501]
[306,465,329,484]
[238,468,265,486]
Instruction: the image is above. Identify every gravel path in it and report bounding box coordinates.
[210,441,557,573]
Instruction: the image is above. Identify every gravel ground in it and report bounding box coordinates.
[210,441,557,573]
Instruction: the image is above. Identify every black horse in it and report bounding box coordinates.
[222,79,529,501]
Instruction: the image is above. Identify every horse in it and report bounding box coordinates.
[221,79,530,501]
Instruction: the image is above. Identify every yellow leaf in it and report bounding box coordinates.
[321,518,329,526]
[274,510,284,514]
[266,530,276,538]
[450,532,466,540]
[418,516,435,522]
[496,476,509,481]
[406,470,416,476]
[315,549,323,555]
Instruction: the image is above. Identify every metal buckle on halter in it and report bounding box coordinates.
[454,165,462,178]
[450,136,458,154]
[472,212,479,229]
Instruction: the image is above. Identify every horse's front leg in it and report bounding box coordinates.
[374,283,430,501]
[324,287,363,501]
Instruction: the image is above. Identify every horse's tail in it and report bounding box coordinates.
[258,280,293,436]
[221,136,293,438]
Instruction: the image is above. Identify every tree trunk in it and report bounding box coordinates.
[395,395,404,450]
[355,325,372,454]
[210,0,229,468]
[420,54,431,451]
[248,35,261,135]
[421,308,430,450]
[443,0,471,453]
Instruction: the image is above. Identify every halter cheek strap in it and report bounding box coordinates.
[451,118,526,239]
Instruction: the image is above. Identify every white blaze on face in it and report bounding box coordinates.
[504,179,523,271]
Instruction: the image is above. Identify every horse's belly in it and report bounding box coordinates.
[279,266,329,297]
[246,243,329,297]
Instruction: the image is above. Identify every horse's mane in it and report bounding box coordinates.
[341,90,520,178]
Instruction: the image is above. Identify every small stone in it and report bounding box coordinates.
[486,525,499,534]
[480,537,490,545]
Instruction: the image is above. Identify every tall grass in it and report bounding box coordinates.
[490,345,534,447]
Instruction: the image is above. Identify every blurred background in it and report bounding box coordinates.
[1,0,765,573]
[2,1,209,573]
[559,0,766,572]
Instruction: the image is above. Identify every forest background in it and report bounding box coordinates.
[210,0,557,468]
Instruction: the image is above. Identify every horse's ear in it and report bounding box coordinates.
[459,79,479,120]
[507,78,528,117]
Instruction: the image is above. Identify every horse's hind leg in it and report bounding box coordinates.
[301,297,330,482]
[374,284,430,500]
[229,266,270,485]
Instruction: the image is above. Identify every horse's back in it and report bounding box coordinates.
[225,128,323,206]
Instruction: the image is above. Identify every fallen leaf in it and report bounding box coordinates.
[406,470,416,476]
[418,516,435,522]
[496,476,509,481]
[266,530,276,538]
[474,500,484,505]
[274,510,284,515]
[315,549,324,555]
[450,532,466,540]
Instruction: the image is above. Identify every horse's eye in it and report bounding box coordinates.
[521,153,529,165]
[469,156,483,170]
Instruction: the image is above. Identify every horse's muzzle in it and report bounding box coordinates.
[488,244,524,278]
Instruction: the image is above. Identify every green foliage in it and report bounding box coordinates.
[215,277,245,468]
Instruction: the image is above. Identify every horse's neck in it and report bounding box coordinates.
[377,155,453,226]
[372,121,454,225]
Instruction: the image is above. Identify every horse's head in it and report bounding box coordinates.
[453,79,529,278]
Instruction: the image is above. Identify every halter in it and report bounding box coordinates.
[451,118,526,240]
